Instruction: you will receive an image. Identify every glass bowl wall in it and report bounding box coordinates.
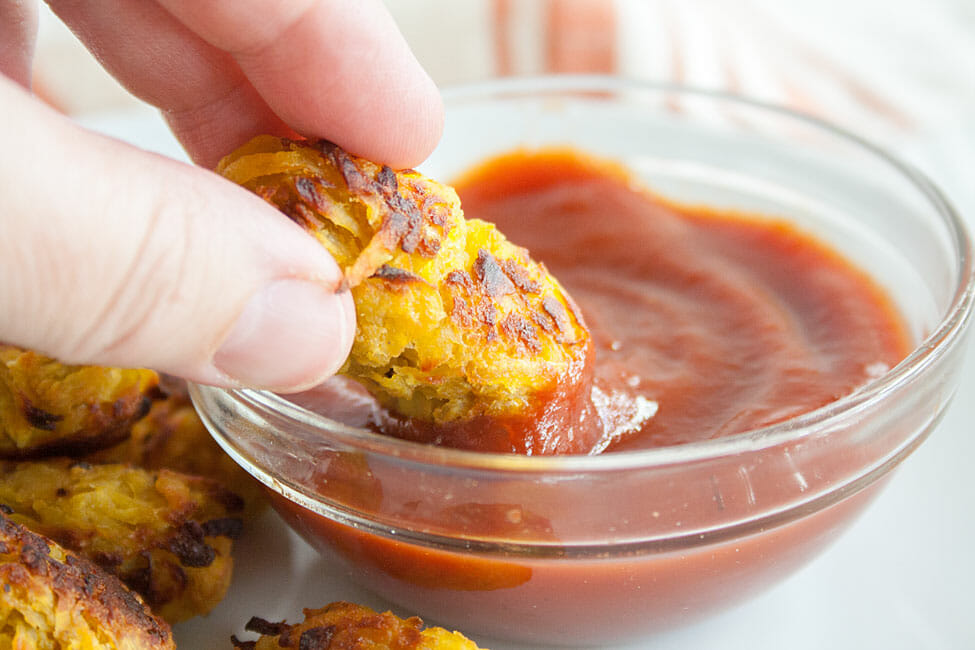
[191,77,974,646]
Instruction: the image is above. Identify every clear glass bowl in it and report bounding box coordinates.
[190,77,974,646]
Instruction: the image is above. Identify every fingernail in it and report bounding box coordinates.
[213,279,352,391]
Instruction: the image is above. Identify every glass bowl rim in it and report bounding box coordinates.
[195,75,975,475]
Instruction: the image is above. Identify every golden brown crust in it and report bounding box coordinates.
[0,511,174,649]
[217,136,591,427]
[231,601,484,650]
[0,459,243,623]
[0,344,160,459]
[88,384,266,516]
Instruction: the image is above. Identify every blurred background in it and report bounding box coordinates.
[33,0,975,211]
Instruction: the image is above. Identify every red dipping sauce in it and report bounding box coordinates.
[277,149,913,644]
[454,149,910,451]
[297,149,910,454]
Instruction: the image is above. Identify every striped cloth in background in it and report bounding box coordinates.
[31,0,975,208]
[393,0,974,138]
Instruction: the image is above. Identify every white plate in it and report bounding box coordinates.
[78,106,975,650]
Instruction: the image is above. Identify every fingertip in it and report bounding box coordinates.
[385,74,445,169]
[287,66,444,171]
[0,0,37,88]
[207,278,356,392]
[191,0,444,169]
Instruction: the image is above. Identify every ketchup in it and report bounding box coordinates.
[279,150,911,643]
[297,149,910,453]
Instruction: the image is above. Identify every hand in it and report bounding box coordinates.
[0,0,443,392]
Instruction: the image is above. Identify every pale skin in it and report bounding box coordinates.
[0,0,443,392]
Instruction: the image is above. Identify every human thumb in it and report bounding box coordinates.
[0,78,354,392]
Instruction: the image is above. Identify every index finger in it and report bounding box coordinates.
[156,0,444,168]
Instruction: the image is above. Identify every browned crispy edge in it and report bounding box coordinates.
[4,389,160,460]
[231,602,434,650]
[0,460,245,619]
[0,510,174,648]
[273,139,586,356]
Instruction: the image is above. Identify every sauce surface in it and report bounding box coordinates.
[298,150,910,453]
[275,150,916,642]
[458,150,910,451]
